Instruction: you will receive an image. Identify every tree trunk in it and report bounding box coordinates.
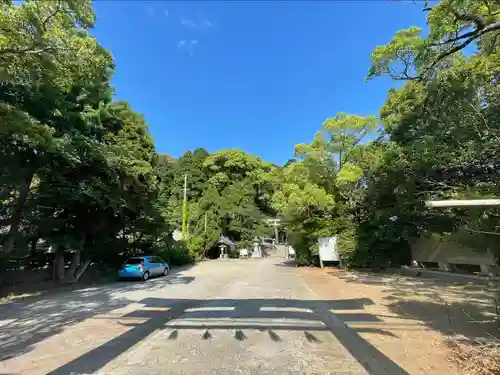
[65,249,81,280]
[2,171,35,253]
[135,233,143,251]
[54,248,65,282]
[29,236,38,254]
[73,260,91,281]
[64,233,87,283]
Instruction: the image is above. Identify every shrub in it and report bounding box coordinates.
[157,242,194,266]
[292,234,320,267]
[186,235,205,260]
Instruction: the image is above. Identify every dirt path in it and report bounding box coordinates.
[297,266,499,375]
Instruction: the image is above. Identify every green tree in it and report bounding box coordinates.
[0,0,196,284]
[368,0,500,81]
[272,113,380,265]
[0,0,113,256]
[361,0,500,267]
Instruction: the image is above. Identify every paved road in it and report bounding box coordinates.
[0,253,402,375]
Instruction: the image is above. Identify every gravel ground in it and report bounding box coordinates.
[0,252,406,375]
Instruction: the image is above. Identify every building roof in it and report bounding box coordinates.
[218,236,236,248]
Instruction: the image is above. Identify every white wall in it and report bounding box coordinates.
[411,237,496,266]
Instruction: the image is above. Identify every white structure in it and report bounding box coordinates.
[411,237,497,274]
[416,198,500,275]
[239,248,249,259]
[317,236,339,268]
[172,230,182,242]
[251,237,263,258]
[425,199,500,208]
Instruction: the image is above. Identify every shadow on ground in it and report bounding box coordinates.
[388,299,500,339]
[0,267,195,361]
[44,296,410,375]
[330,269,500,340]
[274,259,297,268]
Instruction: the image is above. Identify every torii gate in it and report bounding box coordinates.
[266,218,281,244]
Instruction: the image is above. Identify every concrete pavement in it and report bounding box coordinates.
[0,252,408,375]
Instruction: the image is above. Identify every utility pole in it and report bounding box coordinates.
[203,212,208,259]
[181,174,188,241]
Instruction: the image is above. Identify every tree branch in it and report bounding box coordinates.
[452,9,486,30]
[483,0,493,15]
[429,20,500,48]
[485,31,500,54]
[431,36,477,67]
[1,45,55,56]
[428,30,477,46]
[1,5,61,57]
[40,6,62,32]
[429,21,500,68]
[394,49,419,80]
[421,7,500,73]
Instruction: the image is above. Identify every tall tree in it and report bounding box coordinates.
[368,0,500,81]
[0,0,113,255]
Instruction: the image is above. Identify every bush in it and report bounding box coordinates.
[237,239,252,250]
[157,242,194,266]
[336,225,357,268]
[291,234,320,267]
[186,235,206,260]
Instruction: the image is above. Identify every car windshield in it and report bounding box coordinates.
[125,258,143,265]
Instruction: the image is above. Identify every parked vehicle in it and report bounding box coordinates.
[118,256,169,281]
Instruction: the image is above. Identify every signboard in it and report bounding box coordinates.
[318,236,339,262]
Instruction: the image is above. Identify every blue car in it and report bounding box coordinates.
[118,256,169,281]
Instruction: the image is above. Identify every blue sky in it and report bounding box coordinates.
[92,1,427,165]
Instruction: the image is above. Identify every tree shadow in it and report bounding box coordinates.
[274,260,296,268]
[0,268,195,361]
[0,264,194,308]
[45,297,410,375]
[388,299,500,340]
[332,269,498,298]
[329,269,500,340]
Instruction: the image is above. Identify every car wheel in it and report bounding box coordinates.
[142,271,150,281]
[163,267,169,276]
